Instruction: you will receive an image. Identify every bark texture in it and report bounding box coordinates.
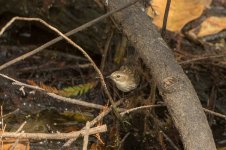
[107,1,216,149]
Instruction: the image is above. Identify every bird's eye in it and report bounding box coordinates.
[116,75,120,78]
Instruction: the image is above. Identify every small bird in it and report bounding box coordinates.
[109,65,140,92]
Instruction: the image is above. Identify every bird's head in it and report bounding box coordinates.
[109,71,129,84]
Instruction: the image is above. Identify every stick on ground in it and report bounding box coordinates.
[1,125,107,140]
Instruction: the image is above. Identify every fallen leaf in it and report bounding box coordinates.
[188,16,226,37]
[147,0,212,32]
[0,130,30,150]
[61,111,93,122]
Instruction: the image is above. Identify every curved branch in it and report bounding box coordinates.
[107,1,216,150]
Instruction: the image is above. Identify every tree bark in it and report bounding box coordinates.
[107,1,216,149]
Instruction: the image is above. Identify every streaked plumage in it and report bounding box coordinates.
[109,65,140,92]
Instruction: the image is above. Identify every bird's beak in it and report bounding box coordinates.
[106,75,111,79]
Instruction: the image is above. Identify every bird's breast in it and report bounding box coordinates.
[115,80,138,92]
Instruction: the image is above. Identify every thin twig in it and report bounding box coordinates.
[83,121,91,150]
[11,121,27,150]
[160,131,180,150]
[11,131,25,150]
[1,106,4,131]
[12,122,27,150]
[119,103,226,121]
[18,63,92,72]
[1,106,3,150]
[1,125,107,140]
[161,0,171,37]
[100,30,114,72]
[179,54,225,65]
[0,73,104,110]
[117,132,130,150]
[15,121,27,133]
[63,100,123,147]
[203,108,226,120]
[120,104,164,116]
[47,93,104,109]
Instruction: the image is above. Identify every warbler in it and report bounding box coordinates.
[109,65,140,92]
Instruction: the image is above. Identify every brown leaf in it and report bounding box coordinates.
[188,16,226,37]
[147,0,212,32]
[27,80,59,94]
[0,130,30,150]
[40,82,59,94]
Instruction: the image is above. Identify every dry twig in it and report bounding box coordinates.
[120,104,164,116]
[118,132,130,150]
[0,108,19,119]
[1,106,4,150]
[1,125,107,140]
[15,121,27,133]
[100,30,114,72]
[11,121,27,150]
[160,131,180,150]
[203,108,226,120]
[83,121,91,150]
[63,100,123,147]
[0,73,104,110]
[179,54,225,65]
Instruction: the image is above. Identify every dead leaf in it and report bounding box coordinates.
[188,16,226,37]
[27,80,59,94]
[147,0,212,32]
[90,143,104,150]
[0,130,30,150]
[61,111,93,122]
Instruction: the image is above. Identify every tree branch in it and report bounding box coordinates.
[106,1,216,149]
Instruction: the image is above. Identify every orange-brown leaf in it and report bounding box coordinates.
[39,82,59,94]
[147,0,212,32]
[0,130,30,150]
[188,16,226,37]
[27,80,59,94]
